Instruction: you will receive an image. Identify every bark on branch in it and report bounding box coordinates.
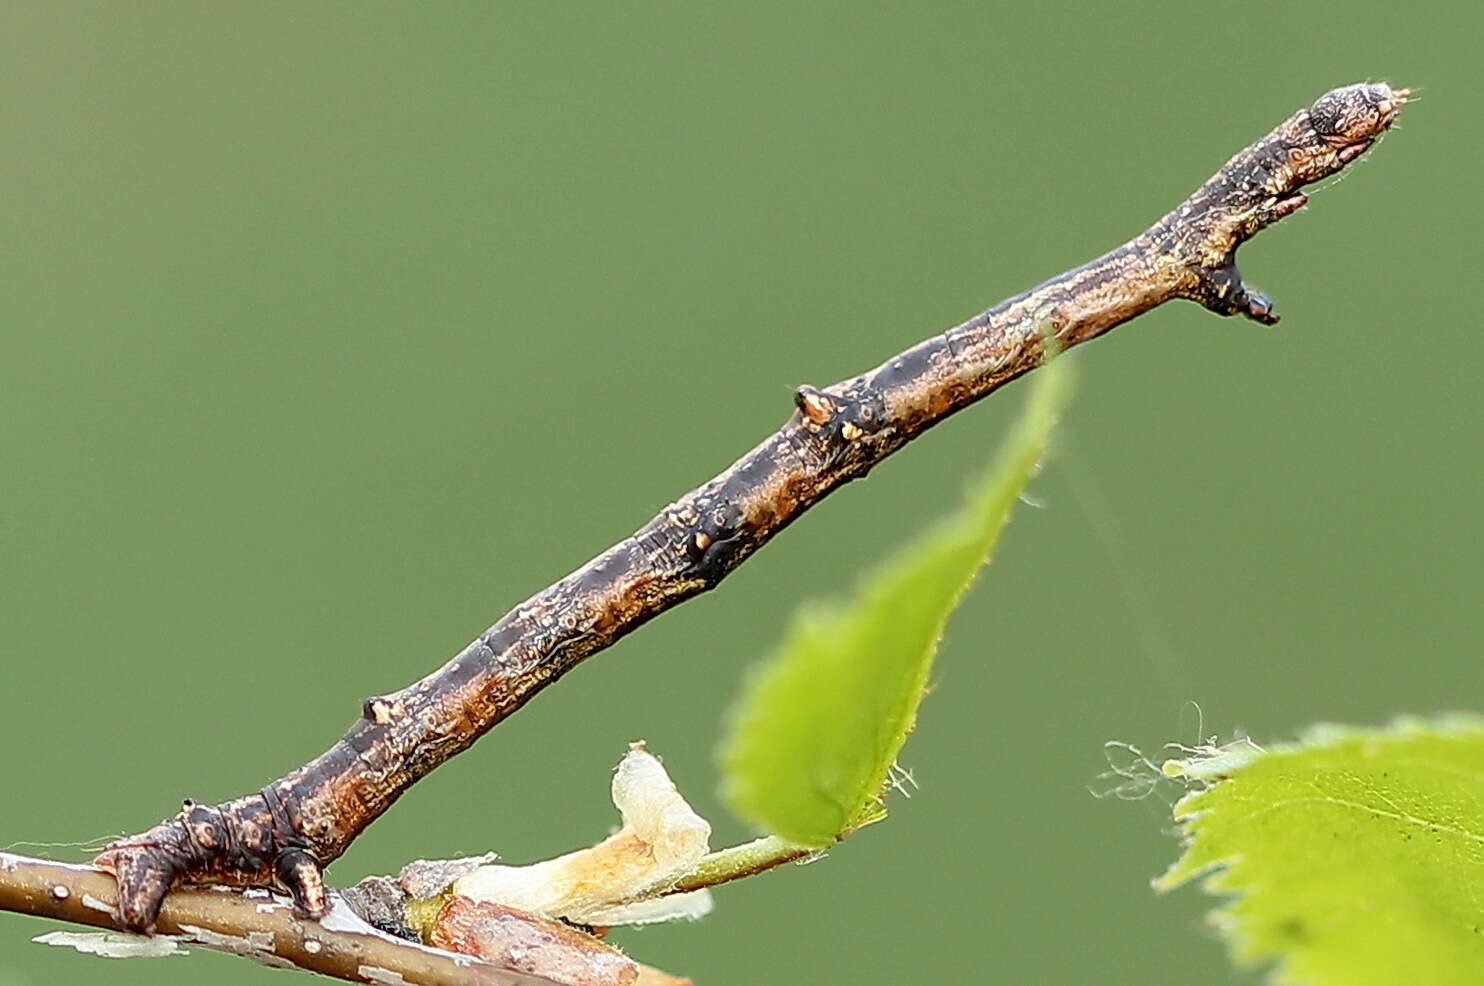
[74,82,1409,936]
[0,851,561,986]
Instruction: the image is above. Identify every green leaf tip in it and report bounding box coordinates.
[1158,715,1484,986]
[718,358,1074,849]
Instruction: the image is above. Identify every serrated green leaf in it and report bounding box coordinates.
[1158,717,1484,986]
[719,359,1072,848]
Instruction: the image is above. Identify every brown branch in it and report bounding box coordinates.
[87,82,1409,934]
[0,851,562,986]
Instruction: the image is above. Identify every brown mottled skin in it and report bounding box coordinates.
[97,82,1408,932]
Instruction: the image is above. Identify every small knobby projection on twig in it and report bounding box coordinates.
[62,82,1407,939]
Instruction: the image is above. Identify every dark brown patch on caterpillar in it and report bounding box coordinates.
[97,82,1409,933]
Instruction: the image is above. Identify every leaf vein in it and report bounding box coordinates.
[1225,794,1484,847]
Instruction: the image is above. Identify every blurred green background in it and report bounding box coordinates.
[2,2,1479,984]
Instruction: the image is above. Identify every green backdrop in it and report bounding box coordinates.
[3,3,1479,984]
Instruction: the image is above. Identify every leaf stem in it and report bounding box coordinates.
[669,836,821,894]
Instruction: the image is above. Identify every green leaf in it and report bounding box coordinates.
[1157,717,1484,986]
[719,358,1073,848]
